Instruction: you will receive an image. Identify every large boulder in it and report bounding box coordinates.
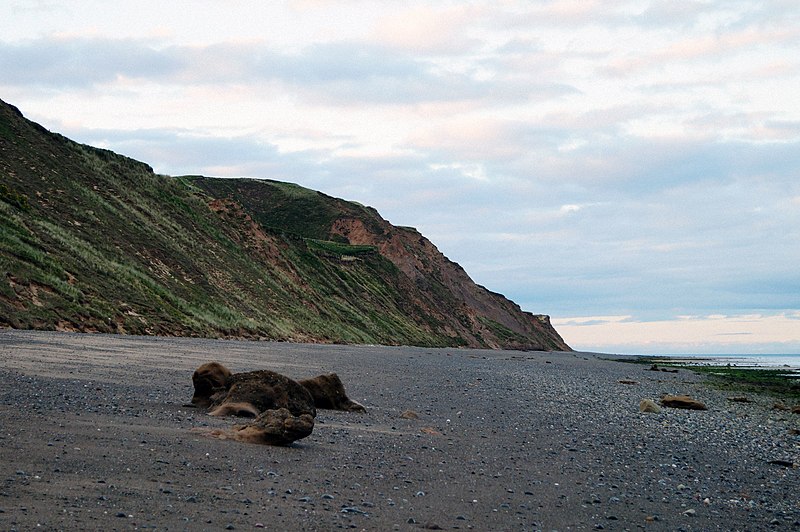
[190,362,364,446]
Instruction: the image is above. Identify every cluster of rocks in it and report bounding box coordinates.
[189,362,365,445]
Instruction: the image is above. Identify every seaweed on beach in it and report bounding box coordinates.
[615,357,800,400]
[688,366,800,400]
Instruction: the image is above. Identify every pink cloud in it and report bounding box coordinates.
[369,4,487,54]
[552,312,800,353]
[605,27,800,76]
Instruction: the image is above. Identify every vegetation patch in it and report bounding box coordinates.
[688,366,800,400]
[616,356,800,400]
[0,183,30,211]
[479,317,530,346]
[306,239,377,258]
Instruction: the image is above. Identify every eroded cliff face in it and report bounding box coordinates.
[330,217,571,351]
[190,175,570,350]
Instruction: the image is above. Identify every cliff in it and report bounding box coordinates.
[0,98,570,350]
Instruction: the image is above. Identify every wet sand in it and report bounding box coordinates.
[0,330,797,530]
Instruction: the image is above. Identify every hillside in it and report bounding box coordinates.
[0,98,570,350]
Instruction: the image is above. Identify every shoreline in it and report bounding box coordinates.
[614,353,800,381]
[1,330,797,530]
[607,352,800,371]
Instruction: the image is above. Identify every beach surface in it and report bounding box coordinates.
[0,330,797,530]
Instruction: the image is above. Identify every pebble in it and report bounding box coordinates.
[341,506,368,515]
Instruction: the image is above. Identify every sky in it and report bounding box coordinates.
[2,0,799,354]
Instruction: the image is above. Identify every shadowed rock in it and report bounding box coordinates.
[191,361,231,408]
[229,408,315,445]
[208,370,317,418]
[204,368,316,446]
[190,362,364,446]
[298,373,366,412]
[661,394,707,410]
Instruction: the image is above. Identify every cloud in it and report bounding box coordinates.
[65,125,337,185]
[552,312,800,354]
[499,1,628,28]
[369,4,487,54]
[686,111,800,142]
[555,315,634,326]
[634,1,715,28]
[0,37,418,86]
[1,35,573,107]
[558,204,582,214]
[604,26,800,76]
[0,37,181,87]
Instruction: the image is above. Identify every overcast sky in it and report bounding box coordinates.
[2,1,799,354]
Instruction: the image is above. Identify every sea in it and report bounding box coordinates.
[631,353,800,375]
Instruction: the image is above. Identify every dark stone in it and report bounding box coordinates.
[298,373,366,412]
[660,395,707,410]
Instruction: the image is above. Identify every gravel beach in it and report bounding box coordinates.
[0,330,797,531]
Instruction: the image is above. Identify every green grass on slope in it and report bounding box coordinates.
[189,177,386,241]
[1,99,565,348]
